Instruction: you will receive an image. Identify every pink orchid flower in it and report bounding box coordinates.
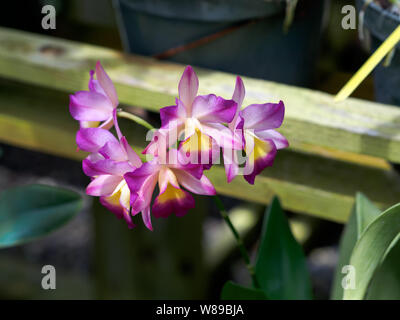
[224,77,289,184]
[69,61,118,129]
[124,149,216,231]
[76,111,142,228]
[150,66,240,166]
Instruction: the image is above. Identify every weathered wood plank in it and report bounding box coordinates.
[1,27,400,163]
[1,82,399,223]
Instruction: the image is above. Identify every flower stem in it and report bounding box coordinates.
[117,110,154,130]
[212,195,260,289]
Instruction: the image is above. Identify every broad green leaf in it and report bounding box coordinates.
[221,281,267,300]
[366,235,400,299]
[343,203,400,299]
[331,193,381,299]
[255,197,312,299]
[0,184,83,248]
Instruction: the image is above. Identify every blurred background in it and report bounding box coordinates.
[0,0,391,299]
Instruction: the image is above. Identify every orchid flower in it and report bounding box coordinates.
[224,77,289,184]
[150,66,240,166]
[76,111,142,228]
[124,149,216,231]
[69,61,118,129]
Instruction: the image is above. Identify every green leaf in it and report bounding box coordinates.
[221,281,267,300]
[331,192,381,299]
[366,235,400,299]
[0,184,83,248]
[255,197,312,299]
[343,203,400,299]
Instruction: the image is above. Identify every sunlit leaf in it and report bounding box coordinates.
[331,192,380,299]
[343,203,400,299]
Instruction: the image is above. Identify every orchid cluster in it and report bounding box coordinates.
[69,62,288,230]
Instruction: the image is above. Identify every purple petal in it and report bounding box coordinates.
[243,139,277,185]
[141,206,153,231]
[191,94,237,123]
[98,141,126,161]
[69,91,113,121]
[178,66,198,112]
[120,137,142,168]
[232,76,245,108]
[88,70,106,96]
[96,61,119,107]
[241,100,285,130]
[173,169,216,196]
[83,158,134,177]
[76,128,118,153]
[160,102,186,128]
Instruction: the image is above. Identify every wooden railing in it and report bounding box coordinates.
[1,27,400,224]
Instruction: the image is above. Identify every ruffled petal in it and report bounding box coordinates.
[241,100,285,130]
[86,174,123,196]
[96,61,119,107]
[191,94,237,123]
[69,91,113,121]
[76,128,118,153]
[178,65,198,113]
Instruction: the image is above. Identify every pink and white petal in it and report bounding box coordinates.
[86,174,123,196]
[76,128,118,153]
[141,206,153,231]
[178,65,199,112]
[152,184,195,218]
[255,129,289,150]
[96,61,119,107]
[88,70,106,96]
[119,184,135,229]
[173,169,216,196]
[85,159,134,176]
[241,100,285,131]
[243,139,277,185]
[120,136,142,168]
[98,141,127,161]
[191,94,237,123]
[232,76,245,108]
[69,91,113,121]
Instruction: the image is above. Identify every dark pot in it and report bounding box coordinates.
[356,0,400,105]
[114,0,327,86]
